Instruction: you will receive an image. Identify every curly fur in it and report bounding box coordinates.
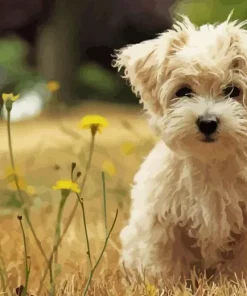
[112,13,247,283]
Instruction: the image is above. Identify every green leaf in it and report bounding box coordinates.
[78,62,121,95]
[5,193,22,208]
[173,0,247,26]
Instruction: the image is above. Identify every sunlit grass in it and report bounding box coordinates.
[0,98,247,295]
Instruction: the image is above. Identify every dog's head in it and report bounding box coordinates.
[113,15,247,161]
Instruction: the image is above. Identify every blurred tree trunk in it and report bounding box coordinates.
[36,0,86,113]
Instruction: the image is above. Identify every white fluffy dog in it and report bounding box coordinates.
[113,14,247,283]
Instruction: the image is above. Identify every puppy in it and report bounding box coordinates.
[112,14,247,284]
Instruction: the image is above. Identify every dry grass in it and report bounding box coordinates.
[0,101,247,296]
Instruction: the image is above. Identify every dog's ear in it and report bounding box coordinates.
[112,37,165,114]
[112,26,189,114]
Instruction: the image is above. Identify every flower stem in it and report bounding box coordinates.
[38,133,96,294]
[49,193,68,294]
[76,134,96,268]
[79,134,95,193]
[81,172,118,295]
[0,246,11,295]
[54,195,68,264]
[18,217,30,296]
[101,172,107,236]
[76,193,92,268]
[7,111,17,182]
[82,209,118,295]
[6,110,52,281]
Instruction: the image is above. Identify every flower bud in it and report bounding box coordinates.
[5,99,13,112]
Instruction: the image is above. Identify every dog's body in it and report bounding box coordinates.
[113,15,247,283]
[119,140,247,282]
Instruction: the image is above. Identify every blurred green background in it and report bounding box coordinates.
[0,0,246,120]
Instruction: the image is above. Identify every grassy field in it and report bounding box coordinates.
[1,101,247,296]
[0,101,156,295]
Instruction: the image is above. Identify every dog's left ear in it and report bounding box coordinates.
[112,37,163,114]
[112,28,188,114]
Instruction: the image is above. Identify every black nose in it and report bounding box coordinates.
[196,115,219,135]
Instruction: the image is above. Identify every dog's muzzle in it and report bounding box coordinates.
[196,115,219,142]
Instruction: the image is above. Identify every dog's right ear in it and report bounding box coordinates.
[112,22,190,114]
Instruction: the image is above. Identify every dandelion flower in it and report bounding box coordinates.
[146,283,157,296]
[3,166,35,195]
[78,115,109,135]
[47,80,60,92]
[102,160,116,176]
[120,141,136,155]
[26,186,36,195]
[7,177,35,195]
[2,93,20,111]
[7,179,27,191]
[2,93,20,102]
[52,179,80,193]
[3,166,24,179]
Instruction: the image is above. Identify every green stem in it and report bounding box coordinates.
[38,132,96,294]
[0,246,11,294]
[0,271,5,293]
[54,195,68,264]
[6,110,52,281]
[82,209,118,296]
[82,171,118,295]
[101,172,107,236]
[7,111,17,184]
[19,218,30,296]
[76,194,92,268]
[79,134,95,193]
[76,134,96,269]
[49,194,68,296]
[75,133,96,269]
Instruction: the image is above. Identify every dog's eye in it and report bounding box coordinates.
[223,86,241,98]
[175,87,193,98]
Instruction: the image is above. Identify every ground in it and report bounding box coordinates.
[0,101,156,295]
[1,101,247,295]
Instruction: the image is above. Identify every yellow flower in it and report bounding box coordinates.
[4,166,24,179]
[52,179,80,193]
[3,166,35,195]
[78,115,109,135]
[102,160,116,176]
[47,80,60,92]
[2,93,19,102]
[120,142,136,155]
[7,179,35,195]
[26,185,36,195]
[7,178,27,191]
[146,283,157,296]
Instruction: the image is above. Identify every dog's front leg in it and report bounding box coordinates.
[119,214,193,284]
[215,232,247,281]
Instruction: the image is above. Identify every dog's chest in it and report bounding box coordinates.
[154,156,247,252]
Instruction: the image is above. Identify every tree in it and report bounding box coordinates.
[36,0,87,113]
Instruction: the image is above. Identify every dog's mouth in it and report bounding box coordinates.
[200,136,217,143]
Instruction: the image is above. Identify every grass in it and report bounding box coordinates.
[0,101,247,295]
